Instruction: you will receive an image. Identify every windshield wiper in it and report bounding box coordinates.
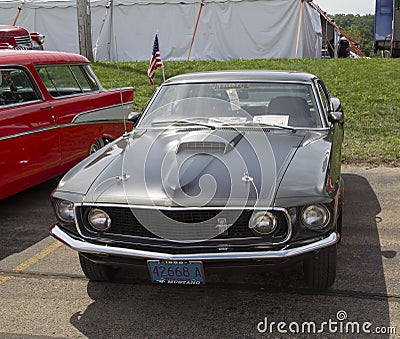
[246,121,297,133]
[151,119,216,130]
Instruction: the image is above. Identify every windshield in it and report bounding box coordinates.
[139,82,322,129]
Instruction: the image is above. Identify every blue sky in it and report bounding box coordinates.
[314,0,375,15]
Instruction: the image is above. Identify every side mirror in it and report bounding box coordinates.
[330,97,343,113]
[328,98,344,124]
[127,111,140,125]
[328,111,344,124]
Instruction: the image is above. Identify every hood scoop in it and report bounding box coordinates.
[176,132,244,155]
[177,141,226,154]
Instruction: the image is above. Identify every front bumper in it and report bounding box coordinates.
[50,224,339,262]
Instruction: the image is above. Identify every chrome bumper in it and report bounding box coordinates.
[50,224,339,262]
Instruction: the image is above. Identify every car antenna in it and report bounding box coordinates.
[113,36,130,182]
[114,36,130,181]
[114,36,129,139]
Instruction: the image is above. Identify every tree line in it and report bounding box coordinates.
[330,14,374,56]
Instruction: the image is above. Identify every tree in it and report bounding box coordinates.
[77,0,94,61]
[330,14,374,56]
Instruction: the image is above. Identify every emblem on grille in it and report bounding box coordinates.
[216,218,231,235]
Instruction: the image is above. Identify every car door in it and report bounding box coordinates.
[35,64,132,172]
[34,64,103,169]
[0,66,60,199]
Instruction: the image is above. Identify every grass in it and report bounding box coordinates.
[92,59,400,166]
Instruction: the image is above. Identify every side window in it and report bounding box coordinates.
[36,65,81,97]
[0,68,41,106]
[36,64,99,98]
[316,82,330,114]
[70,65,99,92]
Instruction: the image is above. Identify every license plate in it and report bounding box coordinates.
[147,260,205,285]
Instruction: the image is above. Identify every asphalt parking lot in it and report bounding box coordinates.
[0,165,399,338]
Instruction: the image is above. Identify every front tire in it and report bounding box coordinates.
[336,211,343,244]
[79,253,116,281]
[303,244,336,290]
[89,138,106,154]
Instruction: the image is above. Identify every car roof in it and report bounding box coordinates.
[0,50,89,66]
[164,70,318,84]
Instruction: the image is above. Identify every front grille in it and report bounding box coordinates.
[78,206,289,244]
[15,35,32,45]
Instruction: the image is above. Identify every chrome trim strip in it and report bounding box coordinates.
[164,79,312,86]
[0,99,42,109]
[71,101,133,123]
[79,203,286,211]
[0,124,60,141]
[50,225,339,261]
[0,101,133,142]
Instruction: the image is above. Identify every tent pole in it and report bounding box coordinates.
[188,0,205,61]
[94,0,112,61]
[323,28,338,58]
[295,0,304,58]
[12,0,25,26]
[308,1,366,58]
[109,0,113,61]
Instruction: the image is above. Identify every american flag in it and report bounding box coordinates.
[147,34,163,85]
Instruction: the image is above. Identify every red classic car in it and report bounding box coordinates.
[0,25,45,50]
[0,50,134,200]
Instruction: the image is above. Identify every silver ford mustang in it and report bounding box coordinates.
[50,70,344,289]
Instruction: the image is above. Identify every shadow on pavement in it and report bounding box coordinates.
[70,173,392,338]
[0,177,59,260]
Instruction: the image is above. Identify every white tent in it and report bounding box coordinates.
[0,0,323,61]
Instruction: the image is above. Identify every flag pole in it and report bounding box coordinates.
[188,0,205,60]
[161,64,165,82]
[157,30,165,82]
[148,32,164,84]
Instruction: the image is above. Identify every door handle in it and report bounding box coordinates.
[40,105,53,110]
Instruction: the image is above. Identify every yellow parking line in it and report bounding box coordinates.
[13,241,62,272]
[0,276,12,284]
[0,240,62,285]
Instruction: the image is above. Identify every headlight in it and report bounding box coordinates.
[249,211,278,235]
[88,208,111,232]
[38,34,45,44]
[55,200,75,223]
[301,204,330,230]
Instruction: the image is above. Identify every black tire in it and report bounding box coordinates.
[79,253,116,281]
[337,211,343,243]
[89,138,105,155]
[303,244,337,290]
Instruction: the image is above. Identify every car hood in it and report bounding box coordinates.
[0,25,29,36]
[55,127,331,208]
